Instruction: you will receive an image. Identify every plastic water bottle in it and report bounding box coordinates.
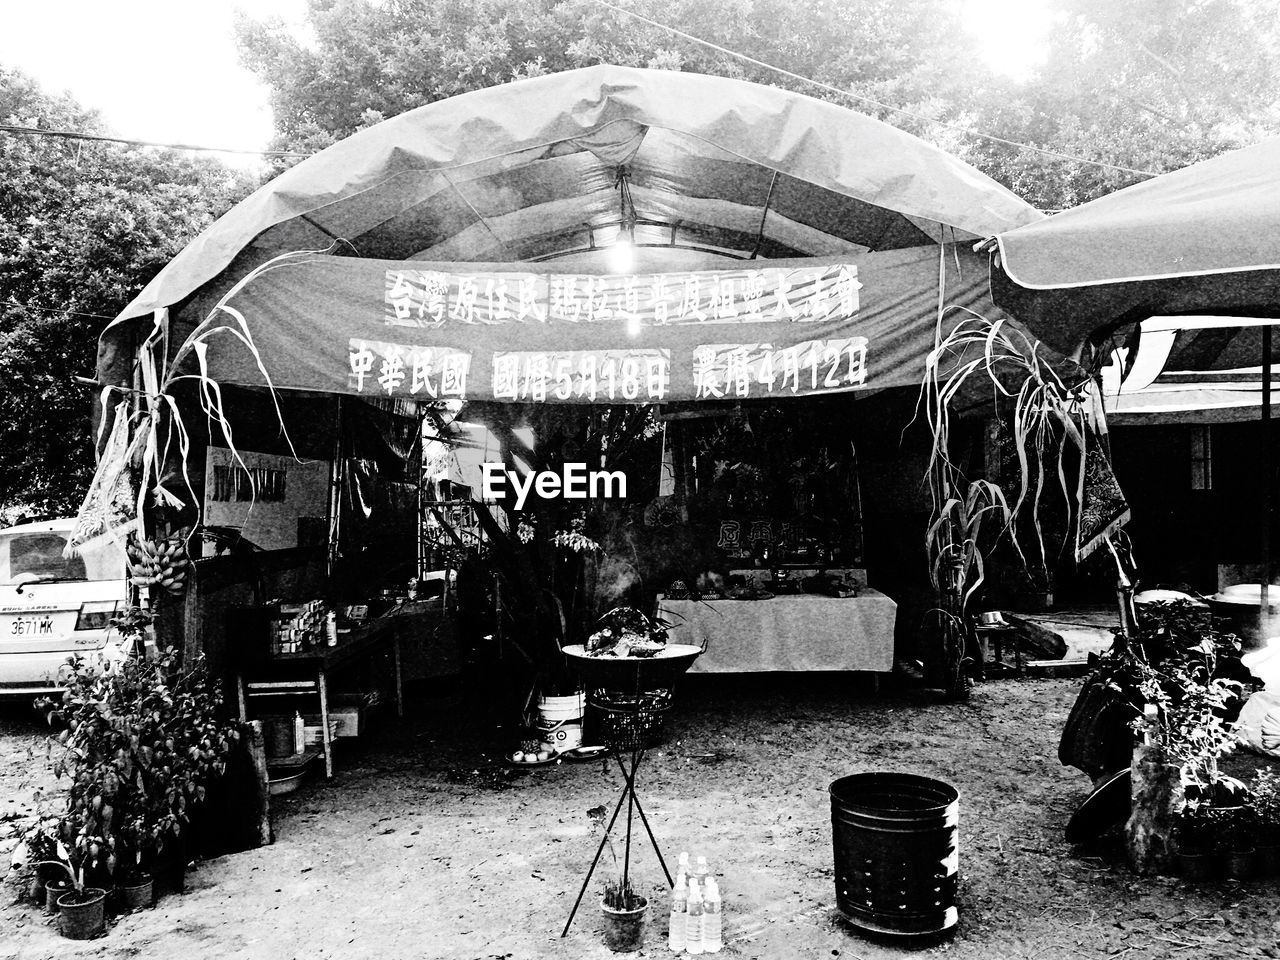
[293,711,306,755]
[668,873,687,952]
[702,877,722,953]
[677,851,690,881]
[685,879,704,955]
[694,855,709,882]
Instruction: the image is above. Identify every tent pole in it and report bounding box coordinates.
[327,395,343,580]
[1263,326,1273,629]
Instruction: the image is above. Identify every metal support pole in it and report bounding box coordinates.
[622,746,636,893]
[1263,326,1273,624]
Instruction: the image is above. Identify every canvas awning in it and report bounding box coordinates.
[991,136,1280,358]
[97,65,1045,400]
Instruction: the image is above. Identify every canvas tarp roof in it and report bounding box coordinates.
[97,65,1045,399]
[991,136,1280,358]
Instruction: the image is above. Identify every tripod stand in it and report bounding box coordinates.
[560,709,673,937]
[557,643,702,938]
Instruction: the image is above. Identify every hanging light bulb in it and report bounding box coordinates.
[608,232,635,274]
[609,164,638,274]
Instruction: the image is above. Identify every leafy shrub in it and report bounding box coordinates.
[31,621,240,886]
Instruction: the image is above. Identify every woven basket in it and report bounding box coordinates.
[590,689,673,751]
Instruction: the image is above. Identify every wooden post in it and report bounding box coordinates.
[243,720,273,847]
[317,669,334,780]
[1126,704,1179,875]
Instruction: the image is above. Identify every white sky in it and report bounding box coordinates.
[962,0,1056,81]
[0,0,1052,171]
[0,0,309,169]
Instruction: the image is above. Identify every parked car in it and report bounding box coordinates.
[0,518,128,697]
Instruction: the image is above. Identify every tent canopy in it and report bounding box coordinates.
[1104,370,1280,426]
[99,65,1049,403]
[107,65,1039,326]
[991,136,1280,357]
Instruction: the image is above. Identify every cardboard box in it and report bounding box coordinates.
[303,705,361,740]
[302,719,340,746]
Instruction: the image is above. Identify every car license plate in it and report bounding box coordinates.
[9,615,54,636]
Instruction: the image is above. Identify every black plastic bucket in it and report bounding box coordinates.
[830,771,960,938]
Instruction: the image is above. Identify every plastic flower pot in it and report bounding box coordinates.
[57,887,106,940]
[1257,843,1280,877]
[117,873,154,911]
[1226,847,1257,880]
[1177,850,1219,882]
[30,861,66,905]
[600,895,648,953]
[44,877,72,914]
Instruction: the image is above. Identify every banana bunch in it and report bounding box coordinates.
[127,538,190,594]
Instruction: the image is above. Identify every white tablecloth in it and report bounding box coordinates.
[656,590,897,673]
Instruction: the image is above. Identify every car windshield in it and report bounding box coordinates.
[0,530,125,584]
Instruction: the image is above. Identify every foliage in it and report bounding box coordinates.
[22,815,60,865]
[1136,661,1245,795]
[1097,601,1251,796]
[971,0,1280,210]
[924,479,1011,613]
[235,0,985,165]
[1100,600,1249,706]
[551,515,602,556]
[32,642,240,886]
[235,0,1280,210]
[1248,769,1280,843]
[920,316,1094,596]
[0,68,252,516]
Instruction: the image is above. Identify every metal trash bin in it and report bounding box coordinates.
[830,772,959,938]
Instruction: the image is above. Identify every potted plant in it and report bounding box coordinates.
[52,831,109,940]
[1248,769,1280,875]
[18,817,66,907]
[1223,806,1258,880]
[588,805,649,952]
[38,631,240,906]
[114,815,154,910]
[1173,801,1223,880]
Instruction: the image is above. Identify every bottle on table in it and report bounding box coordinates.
[702,877,722,953]
[685,878,704,955]
[668,872,688,952]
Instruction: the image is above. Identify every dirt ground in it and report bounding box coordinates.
[4,674,1280,960]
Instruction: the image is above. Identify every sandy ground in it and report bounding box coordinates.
[4,674,1280,960]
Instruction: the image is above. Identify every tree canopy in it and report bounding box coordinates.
[0,68,251,518]
[236,0,1280,209]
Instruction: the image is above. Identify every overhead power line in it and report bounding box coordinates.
[2,299,117,322]
[588,0,1159,179]
[0,123,310,159]
[3,7,1158,179]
